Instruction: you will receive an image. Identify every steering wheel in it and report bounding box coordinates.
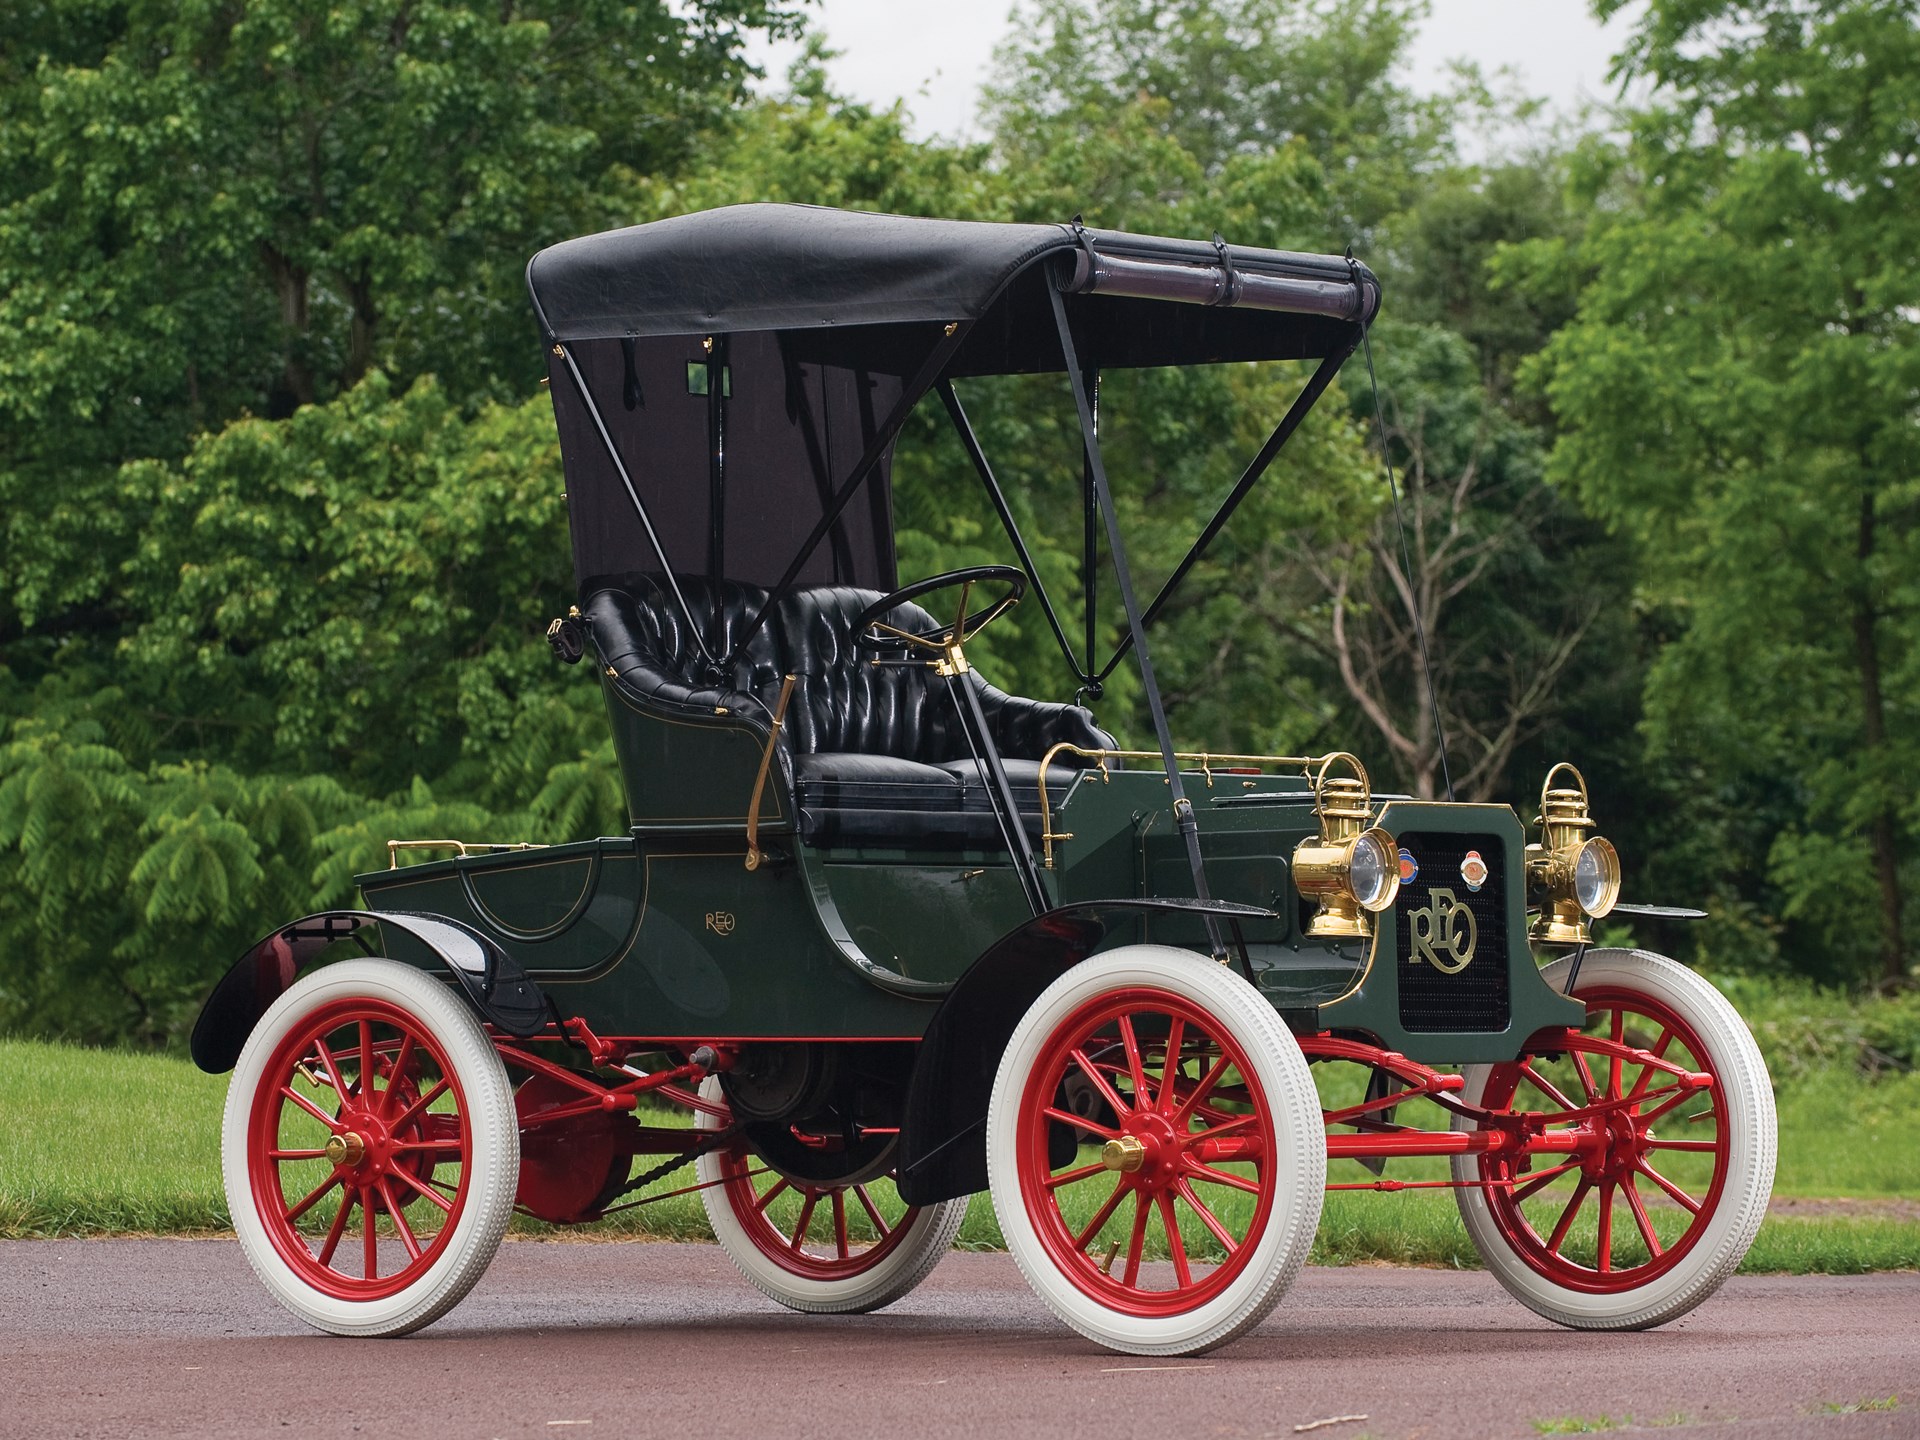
[853,565,1027,659]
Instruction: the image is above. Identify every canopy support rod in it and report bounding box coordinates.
[1082,364,1100,691]
[553,342,719,668]
[706,334,729,586]
[1094,341,1355,685]
[732,321,976,668]
[937,380,1094,689]
[1047,282,1229,966]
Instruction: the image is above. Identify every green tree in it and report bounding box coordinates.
[1523,0,1920,986]
[0,0,798,638]
[983,0,1459,244]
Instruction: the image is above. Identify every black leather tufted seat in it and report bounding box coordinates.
[580,574,1115,848]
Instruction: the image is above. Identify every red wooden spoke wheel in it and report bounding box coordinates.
[988,947,1323,1357]
[223,959,518,1337]
[1015,988,1278,1315]
[694,1078,967,1314]
[247,997,473,1300]
[1453,948,1775,1330]
[1474,988,1728,1290]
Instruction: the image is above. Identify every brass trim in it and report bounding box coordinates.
[388,839,545,869]
[1034,744,1334,869]
[1101,1135,1146,1172]
[1526,761,1619,944]
[745,674,797,872]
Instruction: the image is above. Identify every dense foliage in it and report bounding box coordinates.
[0,0,1912,1046]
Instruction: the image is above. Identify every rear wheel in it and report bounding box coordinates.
[1452,948,1775,1329]
[987,946,1324,1356]
[694,1078,966,1313]
[223,958,518,1337]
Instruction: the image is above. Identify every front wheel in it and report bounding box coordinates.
[987,946,1325,1356]
[1452,948,1776,1330]
[222,958,518,1337]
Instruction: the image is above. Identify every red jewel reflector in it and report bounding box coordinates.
[1460,849,1488,892]
[1398,847,1419,884]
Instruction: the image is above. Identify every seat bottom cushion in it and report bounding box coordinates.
[793,752,1055,849]
[936,757,1081,814]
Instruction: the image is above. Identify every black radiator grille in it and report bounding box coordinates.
[1394,832,1510,1033]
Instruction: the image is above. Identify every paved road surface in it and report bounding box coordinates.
[2,1240,1916,1439]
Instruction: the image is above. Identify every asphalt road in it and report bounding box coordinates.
[2,1240,1915,1439]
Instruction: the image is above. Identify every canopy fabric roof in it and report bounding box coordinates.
[526,203,1378,366]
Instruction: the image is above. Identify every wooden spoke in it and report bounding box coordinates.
[1510,1160,1583,1204]
[283,1171,343,1225]
[1518,1063,1582,1116]
[1121,1194,1151,1288]
[1157,1192,1192,1289]
[1636,1160,1703,1215]
[383,1032,416,1115]
[1041,1105,1120,1140]
[788,1191,820,1252]
[1182,1159,1261,1196]
[1155,1017,1186,1113]
[1068,1047,1134,1120]
[315,1194,353,1268]
[1546,1177,1593,1255]
[1596,1183,1615,1273]
[1623,1176,1663,1260]
[754,1177,791,1214]
[280,1085,339,1130]
[387,1077,451,1131]
[381,1182,423,1262]
[1045,1161,1108,1191]
[388,1164,454,1214]
[363,1190,378,1280]
[852,1184,889,1238]
[1174,1179,1238,1256]
[1117,1015,1153,1111]
[1072,1180,1129,1253]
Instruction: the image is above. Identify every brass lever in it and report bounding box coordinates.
[745,674,797,872]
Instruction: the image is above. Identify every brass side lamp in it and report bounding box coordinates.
[1526,762,1621,944]
[1291,753,1400,939]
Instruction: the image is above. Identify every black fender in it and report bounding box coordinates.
[894,898,1276,1206]
[188,909,549,1074]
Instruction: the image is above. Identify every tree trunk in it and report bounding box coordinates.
[344,263,378,387]
[1851,488,1907,988]
[262,242,314,413]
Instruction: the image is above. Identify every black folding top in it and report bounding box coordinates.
[531,203,1381,604]
[527,203,1377,371]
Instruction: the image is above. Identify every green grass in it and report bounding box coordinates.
[1532,1418,1626,1435]
[2,1036,1916,1276]
[1816,1397,1900,1416]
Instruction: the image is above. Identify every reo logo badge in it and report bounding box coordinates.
[705,910,737,936]
[1460,849,1489,892]
[1406,887,1477,975]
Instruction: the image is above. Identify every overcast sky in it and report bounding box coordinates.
[748,0,1645,142]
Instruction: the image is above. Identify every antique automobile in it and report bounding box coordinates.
[191,204,1775,1356]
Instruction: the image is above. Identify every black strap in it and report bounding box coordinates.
[1049,282,1230,965]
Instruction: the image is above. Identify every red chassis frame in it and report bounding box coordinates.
[486,1016,1712,1223]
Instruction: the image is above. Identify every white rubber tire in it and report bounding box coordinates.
[1452,948,1776,1330]
[222,959,518,1337]
[987,946,1325,1356]
[695,1077,967,1314]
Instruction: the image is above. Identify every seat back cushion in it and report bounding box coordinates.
[581,574,1114,768]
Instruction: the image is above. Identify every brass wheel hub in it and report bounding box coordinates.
[1100,1135,1146,1173]
[326,1131,368,1168]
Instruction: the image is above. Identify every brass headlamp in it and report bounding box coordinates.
[1527,762,1621,944]
[1292,754,1400,939]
